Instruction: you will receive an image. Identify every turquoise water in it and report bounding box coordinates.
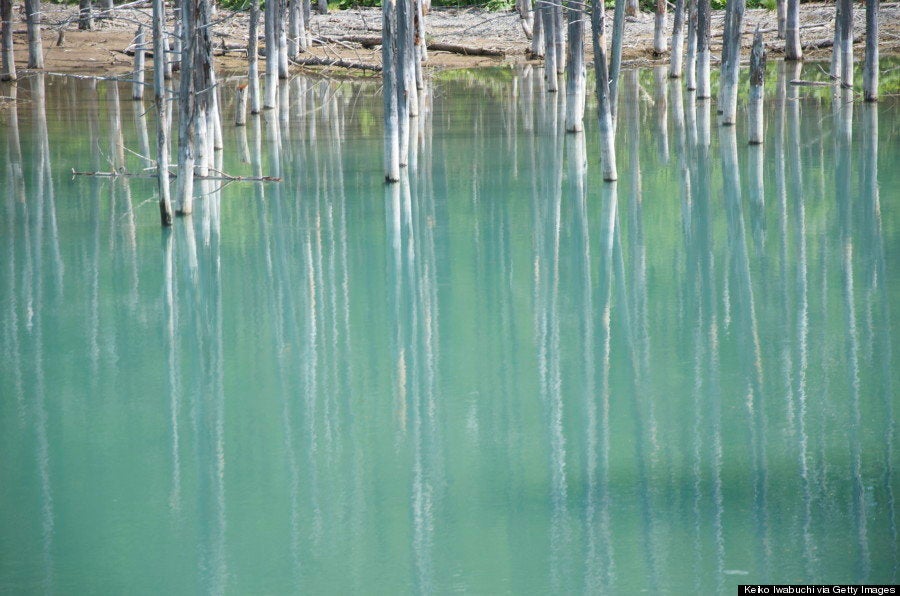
[1,65,898,593]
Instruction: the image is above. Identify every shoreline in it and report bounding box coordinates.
[2,2,899,78]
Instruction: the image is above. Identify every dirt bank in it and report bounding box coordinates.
[4,1,900,77]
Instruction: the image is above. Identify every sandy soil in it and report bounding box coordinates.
[4,1,900,77]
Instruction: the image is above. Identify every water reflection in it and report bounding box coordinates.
[0,68,897,593]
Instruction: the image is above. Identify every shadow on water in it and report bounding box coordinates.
[0,63,897,593]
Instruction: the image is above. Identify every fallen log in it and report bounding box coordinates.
[789,79,832,86]
[71,168,281,181]
[289,55,382,72]
[426,42,505,56]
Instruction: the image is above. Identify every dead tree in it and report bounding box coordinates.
[748,27,765,144]
[249,0,261,113]
[25,0,43,69]
[785,0,801,60]
[696,0,711,97]
[383,0,400,182]
[719,0,744,124]
[609,0,626,111]
[863,0,878,100]
[669,0,686,76]
[0,0,15,81]
[264,0,279,107]
[654,0,667,54]
[79,0,92,30]
[153,0,173,225]
[133,26,146,100]
[565,0,586,132]
[837,0,852,88]
[591,0,617,180]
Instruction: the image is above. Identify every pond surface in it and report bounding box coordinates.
[1,65,898,593]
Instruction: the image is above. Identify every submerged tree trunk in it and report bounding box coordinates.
[0,0,15,81]
[176,0,197,214]
[719,0,744,124]
[669,0,685,76]
[264,0,279,108]
[249,0,261,113]
[830,0,841,77]
[609,0,626,111]
[685,0,697,88]
[748,27,765,144]
[591,0,617,180]
[25,0,43,69]
[838,0,852,88]
[133,26,146,100]
[565,0,585,131]
[153,0,172,225]
[863,0,878,100]
[531,3,544,58]
[785,0,801,60]
[654,0,667,54]
[383,0,400,182]
[696,0,710,98]
[541,1,558,91]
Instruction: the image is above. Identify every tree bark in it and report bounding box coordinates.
[784,0,801,60]
[838,0,852,88]
[541,1,558,91]
[25,0,43,69]
[79,0,92,30]
[654,0,667,54]
[625,0,638,18]
[775,0,784,39]
[249,0,261,113]
[1,0,15,81]
[609,0,626,113]
[591,0,617,180]
[669,0,685,76]
[264,0,278,108]
[748,27,765,144]
[176,0,197,214]
[696,0,710,97]
[152,0,172,225]
[863,0,878,100]
[133,26,146,100]
[565,0,585,132]
[685,0,697,88]
[383,0,400,182]
[719,0,744,124]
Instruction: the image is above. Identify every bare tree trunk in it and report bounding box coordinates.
[565,0,585,132]
[775,0,784,38]
[79,0,92,30]
[748,27,765,144]
[530,2,544,58]
[696,0,710,97]
[289,0,300,57]
[517,0,533,39]
[264,0,278,108]
[383,0,400,182]
[278,0,289,79]
[685,0,697,88]
[863,0,878,101]
[249,0,261,113]
[626,0,638,18]
[176,0,196,214]
[609,0,626,112]
[830,0,841,77]
[669,0,685,75]
[784,0,801,60]
[25,0,43,69]
[414,0,426,78]
[654,0,667,54]
[591,0,617,180]
[133,26,146,100]
[397,0,414,161]
[1,0,15,81]
[317,0,327,14]
[553,1,565,74]
[152,0,172,225]
[838,0,852,88]
[235,84,248,125]
[719,0,744,125]
[541,1,558,91]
